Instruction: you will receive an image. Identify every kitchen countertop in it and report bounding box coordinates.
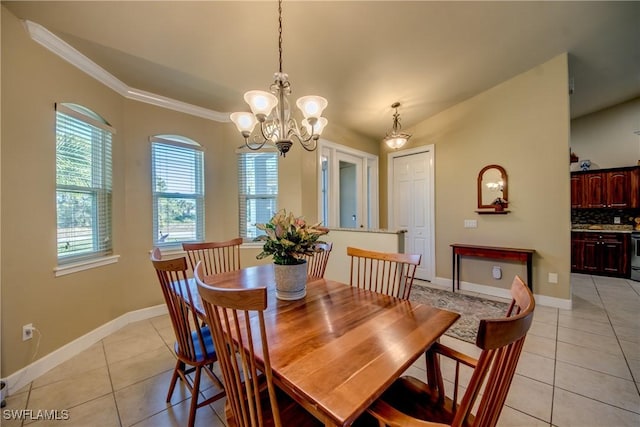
[572,224,634,233]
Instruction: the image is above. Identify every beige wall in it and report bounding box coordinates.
[2,8,127,376]
[380,54,572,300]
[571,97,640,170]
[0,6,376,376]
[118,100,238,312]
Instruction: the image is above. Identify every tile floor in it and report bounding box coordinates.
[3,274,639,426]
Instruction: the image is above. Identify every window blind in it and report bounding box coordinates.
[237,151,278,240]
[56,104,113,263]
[151,137,204,246]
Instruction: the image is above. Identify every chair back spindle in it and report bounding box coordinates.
[347,246,421,300]
[304,242,333,278]
[183,238,243,276]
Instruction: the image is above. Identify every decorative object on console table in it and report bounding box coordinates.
[255,209,329,300]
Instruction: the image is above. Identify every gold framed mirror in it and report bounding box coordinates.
[478,165,508,209]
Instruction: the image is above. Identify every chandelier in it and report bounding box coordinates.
[383,102,411,149]
[230,0,328,157]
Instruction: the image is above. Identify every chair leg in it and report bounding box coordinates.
[225,401,238,427]
[187,366,202,427]
[166,360,182,402]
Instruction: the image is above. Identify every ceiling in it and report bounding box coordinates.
[3,1,640,141]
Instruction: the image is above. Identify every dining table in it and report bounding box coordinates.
[188,263,460,427]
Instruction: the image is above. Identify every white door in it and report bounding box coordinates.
[391,149,434,281]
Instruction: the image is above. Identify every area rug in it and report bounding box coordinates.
[409,285,509,343]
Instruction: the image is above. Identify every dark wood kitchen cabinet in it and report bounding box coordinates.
[570,174,584,208]
[571,166,639,209]
[571,231,629,277]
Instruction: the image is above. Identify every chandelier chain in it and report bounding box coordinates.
[278,0,283,73]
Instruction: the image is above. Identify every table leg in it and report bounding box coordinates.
[451,250,456,292]
[527,256,533,291]
[456,254,460,291]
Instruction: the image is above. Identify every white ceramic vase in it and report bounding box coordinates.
[273,261,308,300]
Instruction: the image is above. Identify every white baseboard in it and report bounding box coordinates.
[432,276,572,310]
[5,304,168,396]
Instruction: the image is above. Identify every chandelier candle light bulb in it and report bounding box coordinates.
[245,90,278,118]
[229,112,258,136]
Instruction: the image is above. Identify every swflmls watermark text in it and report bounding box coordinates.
[3,409,70,421]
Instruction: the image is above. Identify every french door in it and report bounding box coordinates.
[319,141,378,229]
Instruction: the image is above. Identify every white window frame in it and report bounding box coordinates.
[237,149,279,242]
[317,139,379,229]
[55,103,115,269]
[151,135,205,248]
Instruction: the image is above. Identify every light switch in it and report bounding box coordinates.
[464,220,477,228]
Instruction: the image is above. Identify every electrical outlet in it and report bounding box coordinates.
[464,219,477,228]
[548,273,558,284]
[22,323,34,341]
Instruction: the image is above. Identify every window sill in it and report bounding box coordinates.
[241,241,263,249]
[152,246,186,257]
[54,255,120,277]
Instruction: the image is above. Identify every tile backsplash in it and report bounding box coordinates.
[571,208,640,226]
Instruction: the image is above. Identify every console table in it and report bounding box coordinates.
[451,244,535,292]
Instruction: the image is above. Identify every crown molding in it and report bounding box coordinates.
[23,20,229,123]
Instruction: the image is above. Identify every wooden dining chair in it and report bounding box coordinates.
[304,242,333,278]
[347,246,422,300]
[150,249,225,427]
[194,262,322,427]
[364,275,535,427]
[183,237,243,276]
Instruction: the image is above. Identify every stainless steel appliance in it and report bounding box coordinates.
[631,232,640,281]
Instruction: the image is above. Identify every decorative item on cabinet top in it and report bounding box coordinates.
[570,151,579,163]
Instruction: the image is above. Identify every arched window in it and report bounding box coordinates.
[151,135,204,246]
[55,103,115,264]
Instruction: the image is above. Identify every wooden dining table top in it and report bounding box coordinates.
[190,264,460,426]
